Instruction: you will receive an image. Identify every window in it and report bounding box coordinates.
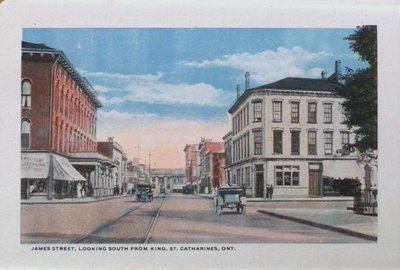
[273,130,283,154]
[323,103,333,123]
[21,80,31,107]
[341,131,350,149]
[324,131,333,155]
[272,101,282,122]
[275,166,300,186]
[340,103,347,122]
[254,101,262,122]
[308,131,317,155]
[291,130,300,155]
[21,119,31,148]
[308,102,317,123]
[291,102,299,123]
[254,130,263,155]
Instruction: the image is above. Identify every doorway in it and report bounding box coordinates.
[255,164,264,197]
[309,163,322,196]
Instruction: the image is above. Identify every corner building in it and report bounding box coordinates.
[224,61,364,198]
[21,41,114,200]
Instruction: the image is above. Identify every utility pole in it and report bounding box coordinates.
[134,144,141,164]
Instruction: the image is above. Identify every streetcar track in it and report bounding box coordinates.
[72,195,166,244]
[143,195,165,243]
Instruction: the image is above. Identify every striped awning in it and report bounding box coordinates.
[21,153,86,181]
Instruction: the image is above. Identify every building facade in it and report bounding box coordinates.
[21,41,114,200]
[183,144,198,185]
[224,61,364,198]
[150,168,185,193]
[97,137,128,194]
[198,138,224,194]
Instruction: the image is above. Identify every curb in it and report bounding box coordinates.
[21,195,133,205]
[257,210,377,242]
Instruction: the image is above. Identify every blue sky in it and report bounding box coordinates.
[23,28,367,167]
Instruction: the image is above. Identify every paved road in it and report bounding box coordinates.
[148,193,371,243]
[21,193,373,244]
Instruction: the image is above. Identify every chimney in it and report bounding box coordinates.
[245,72,250,90]
[236,84,241,100]
[321,70,327,79]
[335,60,341,82]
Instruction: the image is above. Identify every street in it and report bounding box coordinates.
[21,193,374,244]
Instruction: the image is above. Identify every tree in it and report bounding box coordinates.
[341,25,377,155]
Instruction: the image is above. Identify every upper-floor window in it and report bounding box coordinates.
[308,102,317,123]
[253,101,262,122]
[273,130,283,154]
[324,131,333,155]
[21,80,31,108]
[291,130,300,155]
[341,103,348,123]
[21,119,31,148]
[323,103,333,123]
[272,101,282,122]
[253,129,263,155]
[308,130,317,155]
[291,102,300,123]
[341,131,350,149]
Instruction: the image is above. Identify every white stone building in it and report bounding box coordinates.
[224,61,364,198]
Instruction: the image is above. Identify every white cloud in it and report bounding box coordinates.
[97,110,158,120]
[181,46,333,83]
[79,69,163,83]
[98,82,232,107]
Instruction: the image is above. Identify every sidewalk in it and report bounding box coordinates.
[199,193,377,241]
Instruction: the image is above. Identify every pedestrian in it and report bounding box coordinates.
[269,184,274,200]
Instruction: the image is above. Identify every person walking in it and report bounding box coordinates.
[269,184,274,200]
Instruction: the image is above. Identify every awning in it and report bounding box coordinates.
[21,153,86,181]
[323,159,364,179]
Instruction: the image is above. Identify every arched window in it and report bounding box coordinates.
[21,80,31,107]
[21,119,31,148]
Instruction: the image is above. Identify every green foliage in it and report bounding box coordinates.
[341,26,377,153]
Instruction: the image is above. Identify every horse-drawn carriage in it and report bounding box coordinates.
[215,186,246,215]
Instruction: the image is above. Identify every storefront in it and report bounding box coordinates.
[21,152,86,200]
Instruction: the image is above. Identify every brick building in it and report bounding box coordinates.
[21,41,114,200]
[198,138,224,194]
[183,144,198,185]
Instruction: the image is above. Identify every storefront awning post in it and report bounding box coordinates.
[47,154,53,200]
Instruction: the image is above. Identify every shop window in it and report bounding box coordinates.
[275,166,300,186]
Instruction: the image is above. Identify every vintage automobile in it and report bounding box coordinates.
[135,183,153,202]
[215,186,246,215]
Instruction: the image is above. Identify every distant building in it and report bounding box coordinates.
[183,144,199,185]
[198,138,224,194]
[150,168,185,193]
[97,137,128,194]
[224,61,364,198]
[21,41,114,200]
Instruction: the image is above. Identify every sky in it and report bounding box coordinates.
[23,28,367,168]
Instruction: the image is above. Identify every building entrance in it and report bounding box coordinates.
[309,163,322,196]
[255,164,264,197]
